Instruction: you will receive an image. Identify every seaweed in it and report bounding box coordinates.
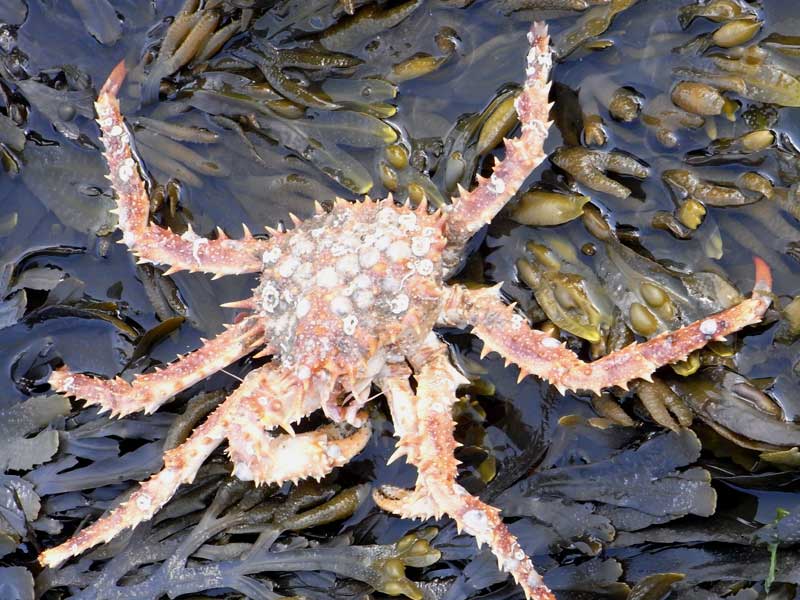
[68,0,122,46]
[2,1,800,598]
[37,473,438,599]
[0,566,34,600]
[0,394,70,471]
[0,476,41,559]
[499,428,716,537]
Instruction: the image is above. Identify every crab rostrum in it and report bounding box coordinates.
[39,23,772,600]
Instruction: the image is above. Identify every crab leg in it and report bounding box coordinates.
[227,421,372,486]
[440,258,772,395]
[38,364,314,568]
[49,317,264,417]
[96,61,273,276]
[443,23,552,272]
[222,365,372,485]
[374,335,554,600]
[38,389,229,568]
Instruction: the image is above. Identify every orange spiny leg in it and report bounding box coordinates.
[443,22,553,272]
[38,363,326,568]
[38,388,231,568]
[96,61,274,276]
[221,364,350,484]
[49,317,264,417]
[228,420,371,486]
[374,335,555,600]
[441,258,772,395]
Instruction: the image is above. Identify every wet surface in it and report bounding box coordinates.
[2,1,800,598]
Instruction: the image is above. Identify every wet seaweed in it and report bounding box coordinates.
[0,394,69,471]
[499,428,717,540]
[3,0,800,598]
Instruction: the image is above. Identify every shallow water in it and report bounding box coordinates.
[2,1,800,598]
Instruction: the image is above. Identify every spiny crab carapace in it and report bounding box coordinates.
[38,23,772,600]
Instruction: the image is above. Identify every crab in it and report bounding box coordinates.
[37,23,773,600]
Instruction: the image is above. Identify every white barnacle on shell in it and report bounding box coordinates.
[377,207,395,224]
[331,242,348,257]
[293,262,313,283]
[191,237,208,265]
[462,509,489,533]
[354,273,372,289]
[118,158,135,183]
[343,314,358,335]
[295,297,311,318]
[293,238,314,256]
[390,293,409,314]
[488,174,506,195]
[411,236,431,257]
[699,319,718,336]
[331,295,354,316]
[541,336,561,349]
[263,246,282,264]
[415,258,434,276]
[336,254,360,277]
[278,256,300,278]
[261,283,280,313]
[354,289,374,310]
[316,267,340,288]
[325,444,343,460]
[398,212,417,230]
[527,572,544,589]
[387,240,411,262]
[358,245,380,269]
[383,276,401,294]
[136,494,152,511]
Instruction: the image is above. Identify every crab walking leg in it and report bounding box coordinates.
[374,336,555,600]
[222,365,355,484]
[38,392,229,568]
[228,421,372,486]
[49,317,264,417]
[443,23,553,271]
[96,61,273,276]
[441,258,772,395]
[38,363,317,568]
